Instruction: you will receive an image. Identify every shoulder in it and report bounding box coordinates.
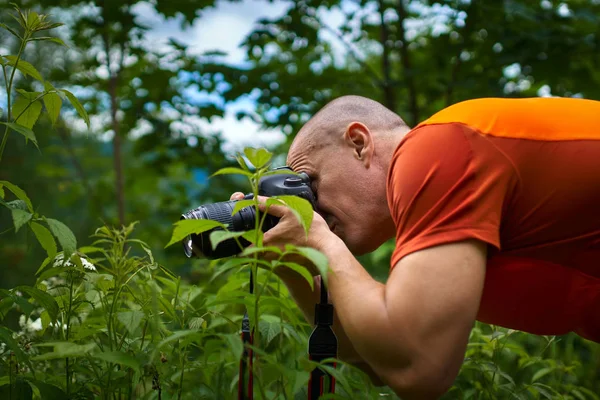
[416,97,600,140]
[387,122,474,201]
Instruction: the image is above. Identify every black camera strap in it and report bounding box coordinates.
[238,271,254,400]
[308,281,337,399]
[238,275,338,400]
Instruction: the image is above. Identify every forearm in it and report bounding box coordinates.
[318,237,440,397]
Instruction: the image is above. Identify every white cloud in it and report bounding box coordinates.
[132,0,291,154]
[134,0,290,64]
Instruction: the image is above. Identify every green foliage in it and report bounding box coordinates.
[0,5,88,160]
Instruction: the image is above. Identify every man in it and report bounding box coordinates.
[231,95,600,399]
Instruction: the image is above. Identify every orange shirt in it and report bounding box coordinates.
[386,97,600,342]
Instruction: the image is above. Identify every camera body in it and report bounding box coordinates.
[181,167,316,259]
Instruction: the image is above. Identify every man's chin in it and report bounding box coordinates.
[345,238,373,256]
[348,237,387,256]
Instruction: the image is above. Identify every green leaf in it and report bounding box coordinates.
[189,317,205,330]
[222,333,243,360]
[210,167,253,178]
[26,11,40,30]
[4,56,43,82]
[12,6,28,29]
[59,89,90,129]
[0,122,38,148]
[0,378,32,400]
[209,230,246,250]
[33,342,96,360]
[12,97,42,129]
[117,311,144,334]
[30,221,57,260]
[531,383,559,399]
[244,147,272,169]
[92,351,140,372]
[42,91,62,125]
[30,37,67,47]
[37,22,63,32]
[45,218,77,256]
[0,181,33,211]
[11,208,31,232]
[0,22,21,39]
[273,261,314,290]
[273,195,314,235]
[239,245,281,258]
[259,319,282,345]
[0,107,3,119]
[531,367,553,382]
[232,199,255,216]
[154,330,202,353]
[40,310,51,334]
[27,381,66,400]
[295,247,329,285]
[165,219,225,248]
[571,389,587,400]
[0,326,32,369]
[15,286,59,322]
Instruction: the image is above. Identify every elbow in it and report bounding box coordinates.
[379,362,457,400]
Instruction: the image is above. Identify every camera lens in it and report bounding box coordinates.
[181,201,240,259]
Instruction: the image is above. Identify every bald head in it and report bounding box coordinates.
[290,95,410,154]
[286,95,408,254]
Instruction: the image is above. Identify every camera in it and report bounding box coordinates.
[181,166,316,259]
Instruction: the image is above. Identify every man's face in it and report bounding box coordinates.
[287,138,393,255]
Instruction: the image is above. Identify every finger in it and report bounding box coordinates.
[230,192,245,201]
[255,195,288,218]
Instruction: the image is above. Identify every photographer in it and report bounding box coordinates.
[231,95,600,399]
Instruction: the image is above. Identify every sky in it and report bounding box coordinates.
[132,0,319,154]
[129,0,463,154]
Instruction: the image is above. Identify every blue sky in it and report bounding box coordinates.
[133,0,300,154]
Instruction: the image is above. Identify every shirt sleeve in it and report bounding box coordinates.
[386,122,515,268]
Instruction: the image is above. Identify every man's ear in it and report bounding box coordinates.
[343,122,373,168]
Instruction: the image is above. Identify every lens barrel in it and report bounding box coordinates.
[181,200,278,259]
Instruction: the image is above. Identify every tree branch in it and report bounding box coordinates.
[310,16,383,88]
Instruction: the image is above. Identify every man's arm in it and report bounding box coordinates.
[321,237,487,398]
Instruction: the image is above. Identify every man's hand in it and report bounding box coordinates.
[231,191,332,250]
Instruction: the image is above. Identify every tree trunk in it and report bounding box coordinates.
[109,74,125,226]
[396,0,419,126]
[378,0,396,111]
[100,0,125,226]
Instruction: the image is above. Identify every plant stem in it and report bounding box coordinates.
[0,33,27,163]
[65,271,75,396]
[9,352,13,399]
[177,347,187,400]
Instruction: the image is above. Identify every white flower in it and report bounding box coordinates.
[18,315,43,335]
[81,257,97,271]
[53,253,96,272]
[30,318,42,331]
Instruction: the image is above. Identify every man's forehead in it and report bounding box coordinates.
[287,138,321,176]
